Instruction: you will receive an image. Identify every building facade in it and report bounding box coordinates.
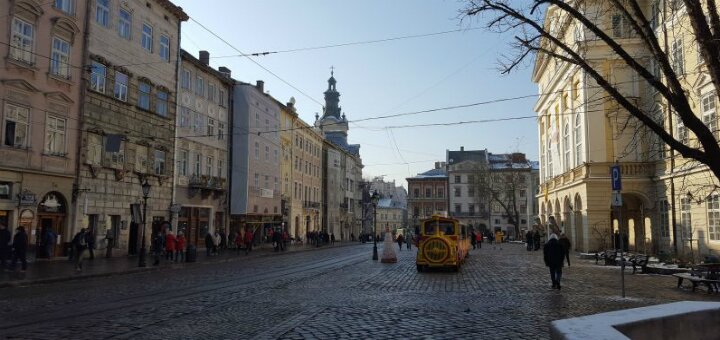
[0,0,88,255]
[230,81,282,237]
[406,162,448,230]
[75,0,186,256]
[174,50,231,246]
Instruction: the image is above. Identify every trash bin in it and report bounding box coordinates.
[186,244,197,263]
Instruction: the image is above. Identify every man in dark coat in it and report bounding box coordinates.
[525,230,533,251]
[544,233,566,289]
[205,232,214,256]
[533,230,541,251]
[558,233,571,266]
[0,223,11,269]
[11,226,29,271]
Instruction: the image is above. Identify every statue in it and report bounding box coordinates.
[381,226,397,263]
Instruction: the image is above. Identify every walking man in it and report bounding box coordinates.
[0,223,12,270]
[244,228,254,255]
[558,233,571,266]
[396,234,404,251]
[543,233,566,289]
[72,228,88,271]
[10,226,28,272]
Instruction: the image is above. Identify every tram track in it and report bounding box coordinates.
[0,250,368,334]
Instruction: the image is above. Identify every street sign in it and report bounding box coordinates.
[611,191,623,207]
[610,165,622,191]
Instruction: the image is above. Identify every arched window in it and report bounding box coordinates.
[547,136,553,178]
[574,112,583,165]
[563,120,571,170]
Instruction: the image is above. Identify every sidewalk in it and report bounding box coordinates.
[0,241,358,288]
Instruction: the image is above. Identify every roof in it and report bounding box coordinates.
[447,149,487,165]
[407,167,447,180]
[378,197,404,209]
[325,132,361,157]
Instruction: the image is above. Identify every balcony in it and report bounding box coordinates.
[304,201,321,210]
[189,175,226,193]
[450,211,489,219]
[540,161,655,193]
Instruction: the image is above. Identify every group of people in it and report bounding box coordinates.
[394,234,413,250]
[525,230,544,251]
[0,224,28,272]
[305,230,333,246]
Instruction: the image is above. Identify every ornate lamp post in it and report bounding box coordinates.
[138,179,151,267]
[371,191,380,261]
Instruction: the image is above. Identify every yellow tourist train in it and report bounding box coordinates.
[415,215,470,272]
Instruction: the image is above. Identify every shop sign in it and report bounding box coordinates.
[19,190,36,206]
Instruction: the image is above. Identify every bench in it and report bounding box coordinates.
[627,254,649,274]
[595,250,620,265]
[673,266,720,293]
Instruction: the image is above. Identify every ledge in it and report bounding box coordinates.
[551,301,720,340]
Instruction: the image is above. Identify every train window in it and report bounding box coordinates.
[445,225,454,235]
[424,224,436,234]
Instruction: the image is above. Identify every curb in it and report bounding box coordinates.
[0,242,361,288]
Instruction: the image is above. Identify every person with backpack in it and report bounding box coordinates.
[72,228,89,271]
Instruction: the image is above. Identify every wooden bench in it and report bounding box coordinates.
[628,254,649,274]
[673,267,720,293]
[595,250,620,265]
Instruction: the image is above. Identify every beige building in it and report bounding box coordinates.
[407,162,448,229]
[174,50,231,246]
[0,0,87,255]
[75,0,187,256]
[280,101,323,239]
[535,1,720,257]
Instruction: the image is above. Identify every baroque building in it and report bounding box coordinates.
[75,0,187,256]
[406,162,448,230]
[174,50,231,246]
[0,0,88,256]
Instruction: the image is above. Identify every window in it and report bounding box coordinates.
[114,72,128,101]
[181,68,191,89]
[55,0,74,14]
[192,112,203,133]
[177,149,188,176]
[207,83,215,101]
[455,204,461,214]
[680,197,692,241]
[105,138,125,167]
[3,103,29,148]
[50,37,71,78]
[206,156,213,176]
[454,175,461,183]
[193,153,200,175]
[10,18,34,64]
[138,82,151,110]
[563,120,571,169]
[708,195,720,241]
[0,182,11,200]
[650,0,660,29]
[218,123,225,141]
[611,14,633,38]
[154,150,165,175]
[265,145,270,160]
[547,137,553,178]
[219,90,226,107]
[96,0,109,27]
[217,160,223,178]
[90,62,106,93]
[437,188,444,198]
[156,91,168,116]
[574,112,582,166]
[86,133,102,165]
[45,116,66,155]
[195,76,204,97]
[274,149,278,163]
[702,93,717,138]
[468,187,475,197]
[454,187,461,197]
[676,115,688,143]
[671,39,684,76]
[254,142,259,159]
[469,204,475,215]
[141,24,153,52]
[134,145,147,173]
[413,188,420,198]
[659,199,670,237]
[179,107,191,128]
[159,35,170,61]
[207,118,215,136]
[118,9,131,39]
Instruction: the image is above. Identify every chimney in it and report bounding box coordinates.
[199,50,210,65]
[218,66,231,78]
[460,146,464,152]
[256,80,264,93]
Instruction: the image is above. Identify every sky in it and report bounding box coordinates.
[175,0,539,188]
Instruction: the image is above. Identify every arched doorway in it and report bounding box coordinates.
[610,193,649,253]
[36,191,67,258]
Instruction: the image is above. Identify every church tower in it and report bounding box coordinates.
[316,69,350,145]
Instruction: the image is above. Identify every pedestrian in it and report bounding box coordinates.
[475,232,482,249]
[330,233,336,246]
[494,230,503,250]
[0,223,11,270]
[104,228,115,258]
[151,232,163,266]
[558,233,571,266]
[533,230,541,251]
[543,233,566,290]
[71,228,88,271]
[396,234,404,251]
[235,231,244,255]
[272,229,282,252]
[213,231,221,255]
[470,231,477,250]
[86,229,95,260]
[175,232,186,262]
[43,228,56,258]
[10,226,28,272]
[282,229,289,251]
[219,229,227,252]
[244,228,254,255]
[205,232,214,256]
[525,230,533,251]
[406,234,412,250]
[165,231,176,261]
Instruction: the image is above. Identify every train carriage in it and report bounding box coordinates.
[415,215,470,272]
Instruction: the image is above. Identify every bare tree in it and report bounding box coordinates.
[461,0,720,183]
[469,162,530,237]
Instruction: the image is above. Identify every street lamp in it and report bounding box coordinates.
[138,179,151,267]
[371,191,380,261]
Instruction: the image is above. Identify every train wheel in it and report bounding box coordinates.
[416,265,424,272]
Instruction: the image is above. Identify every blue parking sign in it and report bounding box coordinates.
[610,165,622,191]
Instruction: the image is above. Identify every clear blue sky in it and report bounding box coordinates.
[175,0,539,187]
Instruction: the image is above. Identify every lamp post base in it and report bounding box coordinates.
[372,243,378,261]
[138,247,147,267]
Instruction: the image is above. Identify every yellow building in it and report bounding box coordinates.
[535,2,720,258]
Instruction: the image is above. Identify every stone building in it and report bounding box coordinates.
[0,0,88,255]
[280,100,323,239]
[174,50,231,246]
[375,197,405,237]
[406,162,448,230]
[230,81,282,238]
[315,72,363,240]
[74,0,187,256]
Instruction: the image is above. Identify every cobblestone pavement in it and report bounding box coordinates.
[0,242,717,339]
